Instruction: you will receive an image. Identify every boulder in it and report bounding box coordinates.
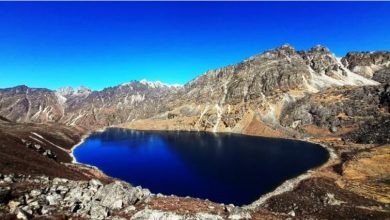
[227,207,251,220]
[33,144,42,152]
[15,208,33,220]
[29,189,42,197]
[89,204,109,220]
[93,181,150,209]
[330,126,338,133]
[89,179,103,192]
[8,200,21,212]
[46,193,63,205]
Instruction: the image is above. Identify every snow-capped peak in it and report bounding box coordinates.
[140,79,182,88]
[56,86,91,97]
[121,79,182,89]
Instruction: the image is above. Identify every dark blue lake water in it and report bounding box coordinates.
[74,128,329,206]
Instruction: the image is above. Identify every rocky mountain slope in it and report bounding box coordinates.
[121,45,380,136]
[341,51,390,80]
[0,44,389,219]
[0,45,383,132]
[0,81,183,129]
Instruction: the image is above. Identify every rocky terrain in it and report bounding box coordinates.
[0,44,389,219]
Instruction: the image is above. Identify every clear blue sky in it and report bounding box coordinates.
[0,2,389,90]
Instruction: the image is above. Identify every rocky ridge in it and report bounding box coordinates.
[0,45,381,131]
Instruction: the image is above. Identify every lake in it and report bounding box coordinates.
[73,128,329,206]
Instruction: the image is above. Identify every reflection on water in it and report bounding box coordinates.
[74,128,329,205]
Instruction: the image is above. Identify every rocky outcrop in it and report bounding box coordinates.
[372,67,390,83]
[0,174,151,220]
[279,84,389,135]
[0,174,261,220]
[341,51,390,79]
[299,45,346,77]
[24,140,57,160]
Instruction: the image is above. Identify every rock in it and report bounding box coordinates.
[43,149,56,159]
[52,178,68,185]
[224,204,235,213]
[89,179,103,187]
[330,126,338,133]
[0,186,11,203]
[41,206,55,215]
[156,193,165,198]
[15,208,33,220]
[56,185,69,195]
[130,209,183,220]
[167,113,177,119]
[28,200,40,211]
[70,201,81,213]
[8,200,21,212]
[4,176,13,183]
[131,209,223,220]
[33,144,42,152]
[123,205,136,213]
[111,217,127,220]
[89,179,103,192]
[93,181,150,209]
[89,204,109,220]
[64,184,93,204]
[194,213,224,220]
[29,189,42,197]
[228,207,251,220]
[46,193,62,205]
[325,193,344,206]
[288,210,296,217]
[21,206,33,215]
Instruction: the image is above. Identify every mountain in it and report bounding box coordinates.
[121,45,383,137]
[0,85,65,123]
[0,80,182,128]
[0,44,389,219]
[2,45,383,133]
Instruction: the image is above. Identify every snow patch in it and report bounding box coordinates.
[122,80,183,89]
[140,79,183,89]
